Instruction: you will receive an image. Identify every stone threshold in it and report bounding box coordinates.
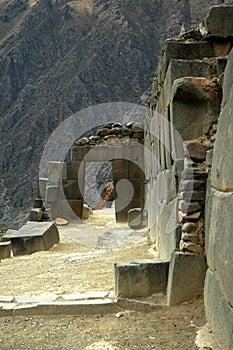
[0,292,167,317]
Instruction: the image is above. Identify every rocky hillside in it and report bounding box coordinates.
[0,0,231,227]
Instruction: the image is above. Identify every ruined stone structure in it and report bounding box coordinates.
[146,5,233,348]
[36,122,145,223]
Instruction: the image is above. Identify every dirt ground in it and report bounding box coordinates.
[0,209,220,350]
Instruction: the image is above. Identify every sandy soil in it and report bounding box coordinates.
[0,209,221,349]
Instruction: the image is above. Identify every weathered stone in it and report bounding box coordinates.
[222,48,233,109]
[66,161,85,181]
[33,198,43,209]
[179,191,205,201]
[128,208,142,229]
[182,167,208,179]
[48,162,66,185]
[120,127,131,137]
[202,5,233,39]
[205,269,233,350]
[206,189,233,306]
[182,222,197,233]
[179,200,203,214]
[181,180,206,191]
[115,260,169,298]
[4,221,59,256]
[167,251,207,306]
[182,242,203,254]
[75,137,89,146]
[71,145,91,161]
[46,185,58,203]
[206,149,214,167]
[29,208,44,222]
[158,40,214,84]
[38,178,48,200]
[96,128,110,137]
[59,180,84,200]
[185,142,208,162]
[211,55,233,192]
[181,232,198,243]
[82,204,91,220]
[0,241,12,259]
[171,77,221,140]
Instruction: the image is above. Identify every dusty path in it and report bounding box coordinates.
[0,208,152,296]
[0,208,221,349]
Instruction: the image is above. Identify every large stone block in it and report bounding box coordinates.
[46,185,58,203]
[4,222,59,256]
[115,259,169,298]
[58,180,84,200]
[222,48,233,109]
[211,59,233,192]
[157,40,214,85]
[112,159,130,179]
[51,199,83,220]
[167,251,207,306]
[149,199,179,260]
[38,178,48,200]
[202,5,233,39]
[0,241,12,259]
[66,161,85,181]
[48,162,66,185]
[171,77,221,140]
[204,269,233,350]
[207,190,233,306]
[160,59,212,111]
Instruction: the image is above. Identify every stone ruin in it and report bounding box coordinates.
[1,6,233,348]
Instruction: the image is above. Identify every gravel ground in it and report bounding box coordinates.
[0,209,220,349]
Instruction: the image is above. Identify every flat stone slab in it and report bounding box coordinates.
[4,221,59,256]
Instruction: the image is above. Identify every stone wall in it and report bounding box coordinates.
[146,5,233,347]
[204,47,233,350]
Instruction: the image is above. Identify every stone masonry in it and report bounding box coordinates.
[146,4,233,347]
[34,122,145,223]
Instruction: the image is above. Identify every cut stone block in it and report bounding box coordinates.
[59,180,84,200]
[0,241,12,259]
[46,185,58,203]
[115,259,169,298]
[29,208,43,222]
[128,208,142,229]
[202,5,233,39]
[158,40,214,84]
[205,269,233,350]
[4,222,59,256]
[66,161,85,181]
[51,199,83,220]
[167,251,207,306]
[171,77,221,140]
[48,162,66,185]
[82,204,91,220]
[33,198,43,209]
[38,178,48,200]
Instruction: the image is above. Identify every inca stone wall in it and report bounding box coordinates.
[146,5,233,347]
[204,47,233,350]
